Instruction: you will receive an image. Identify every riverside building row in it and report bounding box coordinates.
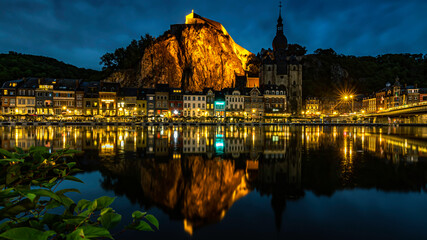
[0,78,289,119]
[303,77,427,116]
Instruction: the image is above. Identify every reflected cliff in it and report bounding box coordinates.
[1,125,427,234]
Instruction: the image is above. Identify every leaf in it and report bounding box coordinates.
[128,221,154,232]
[41,182,56,189]
[101,212,122,230]
[66,228,85,240]
[79,225,113,239]
[62,216,86,226]
[56,188,81,195]
[100,207,113,216]
[75,199,91,213]
[57,194,74,207]
[0,149,13,158]
[0,199,35,218]
[132,210,146,219]
[145,214,159,230]
[15,147,24,154]
[45,200,62,210]
[24,193,37,202]
[64,176,84,183]
[48,177,58,183]
[29,189,61,202]
[0,227,55,240]
[0,158,24,163]
[95,196,115,210]
[66,162,76,169]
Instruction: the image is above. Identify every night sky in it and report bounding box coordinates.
[1,0,426,70]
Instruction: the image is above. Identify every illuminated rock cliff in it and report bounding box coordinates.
[112,11,254,91]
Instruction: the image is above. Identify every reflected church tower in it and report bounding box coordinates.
[260,2,303,115]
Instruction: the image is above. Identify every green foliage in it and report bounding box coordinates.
[100,34,155,72]
[303,50,427,98]
[0,52,99,85]
[0,147,158,239]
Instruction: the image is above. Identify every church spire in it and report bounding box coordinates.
[272,1,287,51]
[277,1,284,34]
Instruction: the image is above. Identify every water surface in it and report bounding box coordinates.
[1,125,427,239]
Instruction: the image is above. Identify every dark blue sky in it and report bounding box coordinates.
[1,0,426,70]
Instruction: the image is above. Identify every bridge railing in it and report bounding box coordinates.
[377,101,427,113]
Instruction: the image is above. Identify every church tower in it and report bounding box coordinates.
[259,2,303,115]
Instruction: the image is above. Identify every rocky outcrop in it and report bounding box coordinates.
[110,17,254,91]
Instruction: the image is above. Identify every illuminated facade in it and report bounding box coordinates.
[214,92,226,118]
[304,97,320,115]
[1,79,22,114]
[183,92,206,117]
[53,79,80,115]
[99,82,119,116]
[35,78,55,115]
[262,85,287,118]
[117,88,138,116]
[136,89,148,117]
[204,88,215,117]
[154,84,169,117]
[16,78,37,115]
[82,81,100,116]
[169,88,183,117]
[244,87,264,119]
[224,88,244,117]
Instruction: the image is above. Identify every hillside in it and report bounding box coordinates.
[302,50,427,98]
[0,52,100,85]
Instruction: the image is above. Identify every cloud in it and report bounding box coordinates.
[0,0,426,70]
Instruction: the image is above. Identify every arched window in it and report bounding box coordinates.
[276,91,279,95]
[266,90,269,94]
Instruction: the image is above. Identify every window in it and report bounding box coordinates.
[198,96,201,101]
[202,97,205,101]
[193,97,196,101]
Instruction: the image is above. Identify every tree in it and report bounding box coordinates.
[314,48,337,56]
[286,44,307,56]
[100,34,155,72]
[0,147,158,239]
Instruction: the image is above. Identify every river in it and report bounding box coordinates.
[1,125,427,239]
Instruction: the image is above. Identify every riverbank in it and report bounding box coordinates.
[1,121,426,127]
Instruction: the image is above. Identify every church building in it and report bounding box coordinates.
[259,4,303,115]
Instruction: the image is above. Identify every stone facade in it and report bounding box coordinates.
[259,6,303,115]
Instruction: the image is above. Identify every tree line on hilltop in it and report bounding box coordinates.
[1,37,426,99]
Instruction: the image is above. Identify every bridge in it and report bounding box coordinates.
[367,101,427,117]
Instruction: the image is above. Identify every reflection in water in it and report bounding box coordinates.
[1,126,427,235]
